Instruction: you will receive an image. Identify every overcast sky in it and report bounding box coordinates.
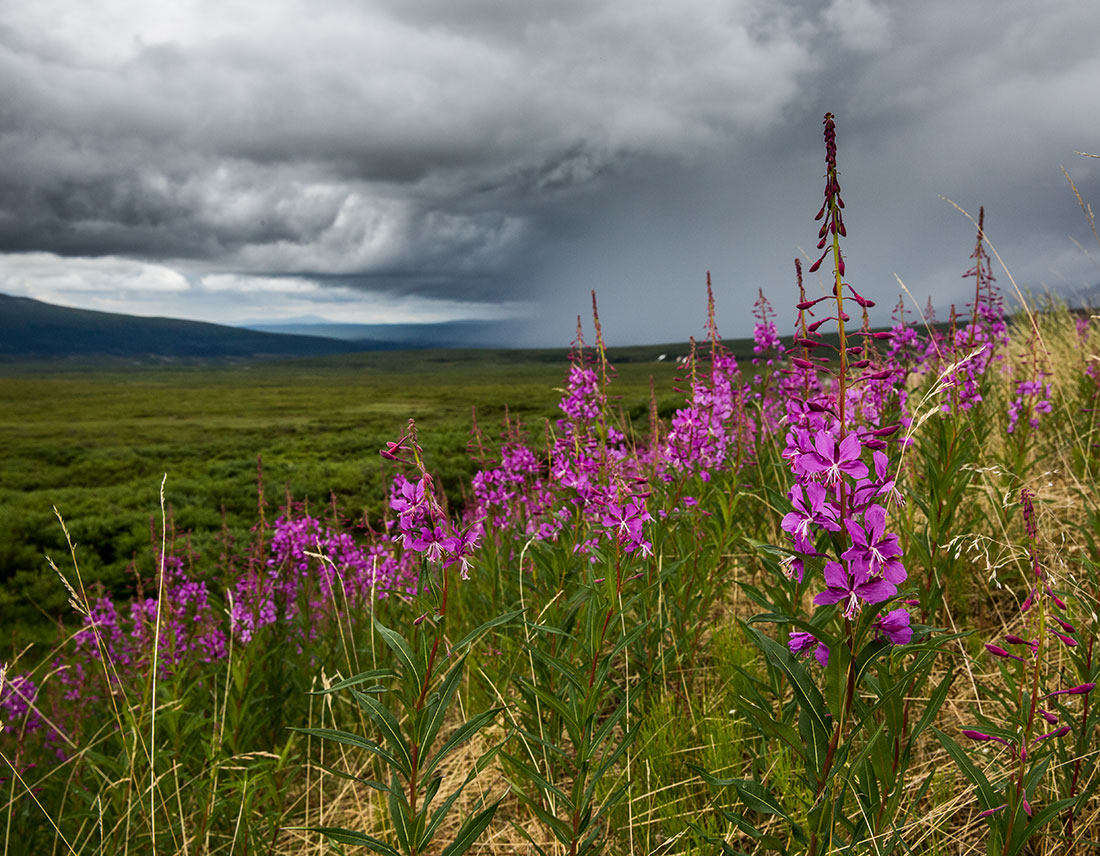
[2,0,1098,346]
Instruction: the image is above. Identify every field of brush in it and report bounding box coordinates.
[0,346,691,647]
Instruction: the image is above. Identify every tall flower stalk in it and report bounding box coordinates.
[703,113,952,856]
[940,488,1095,855]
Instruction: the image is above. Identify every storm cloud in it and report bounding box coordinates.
[1,0,1098,343]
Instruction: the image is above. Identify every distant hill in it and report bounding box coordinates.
[0,293,374,361]
[241,319,523,349]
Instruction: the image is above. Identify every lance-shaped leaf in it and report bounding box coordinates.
[440,797,505,856]
[289,726,406,777]
[451,608,523,652]
[374,619,424,687]
[297,826,400,856]
[308,668,397,695]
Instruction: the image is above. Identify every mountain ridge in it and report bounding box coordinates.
[0,292,377,361]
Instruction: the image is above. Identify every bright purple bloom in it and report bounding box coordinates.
[781,482,839,551]
[813,561,896,619]
[874,608,912,645]
[442,526,480,580]
[788,631,829,666]
[409,525,449,564]
[802,431,869,485]
[841,505,905,584]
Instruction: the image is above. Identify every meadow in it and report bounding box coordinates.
[2,115,1099,856]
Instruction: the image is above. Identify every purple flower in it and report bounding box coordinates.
[442,526,480,580]
[788,631,829,666]
[874,608,912,645]
[409,525,448,564]
[985,644,1025,662]
[802,431,869,486]
[781,482,840,551]
[1043,683,1095,700]
[813,561,896,619]
[841,505,905,585]
[1035,726,1071,743]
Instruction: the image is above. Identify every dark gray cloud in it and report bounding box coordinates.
[0,0,1098,342]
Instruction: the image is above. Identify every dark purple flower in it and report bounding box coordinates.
[985,643,1025,663]
[1043,683,1095,699]
[961,730,1010,746]
[1035,726,1071,743]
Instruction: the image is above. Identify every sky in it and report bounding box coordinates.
[2,0,1099,347]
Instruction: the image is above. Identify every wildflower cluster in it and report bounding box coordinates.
[781,113,911,662]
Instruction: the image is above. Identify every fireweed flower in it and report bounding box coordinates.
[841,504,905,585]
[781,482,840,552]
[874,608,913,645]
[801,431,870,486]
[813,561,897,620]
[956,489,1095,827]
[777,113,911,667]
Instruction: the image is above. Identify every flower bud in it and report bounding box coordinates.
[961,730,1009,745]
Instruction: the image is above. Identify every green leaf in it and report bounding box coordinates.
[388,775,413,853]
[515,677,582,747]
[1004,798,1078,856]
[510,820,555,856]
[309,668,397,695]
[440,797,504,856]
[421,774,443,813]
[502,755,571,805]
[510,787,574,844]
[825,635,853,726]
[582,730,638,810]
[745,624,832,741]
[418,654,467,752]
[299,826,400,856]
[310,760,390,792]
[688,817,756,854]
[749,611,841,650]
[451,608,523,651]
[357,694,415,778]
[374,618,424,687]
[422,706,501,780]
[934,728,998,810]
[910,667,955,742]
[289,726,405,775]
[731,779,791,819]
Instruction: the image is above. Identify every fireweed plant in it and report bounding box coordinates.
[698,114,957,856]
[937,488,1097,855]
[501,306,659,856]
[298,421,513,856]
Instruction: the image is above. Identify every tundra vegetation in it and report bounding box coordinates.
[2,116,1100,855]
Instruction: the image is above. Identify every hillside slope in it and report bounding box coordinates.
[0,293,371,360]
